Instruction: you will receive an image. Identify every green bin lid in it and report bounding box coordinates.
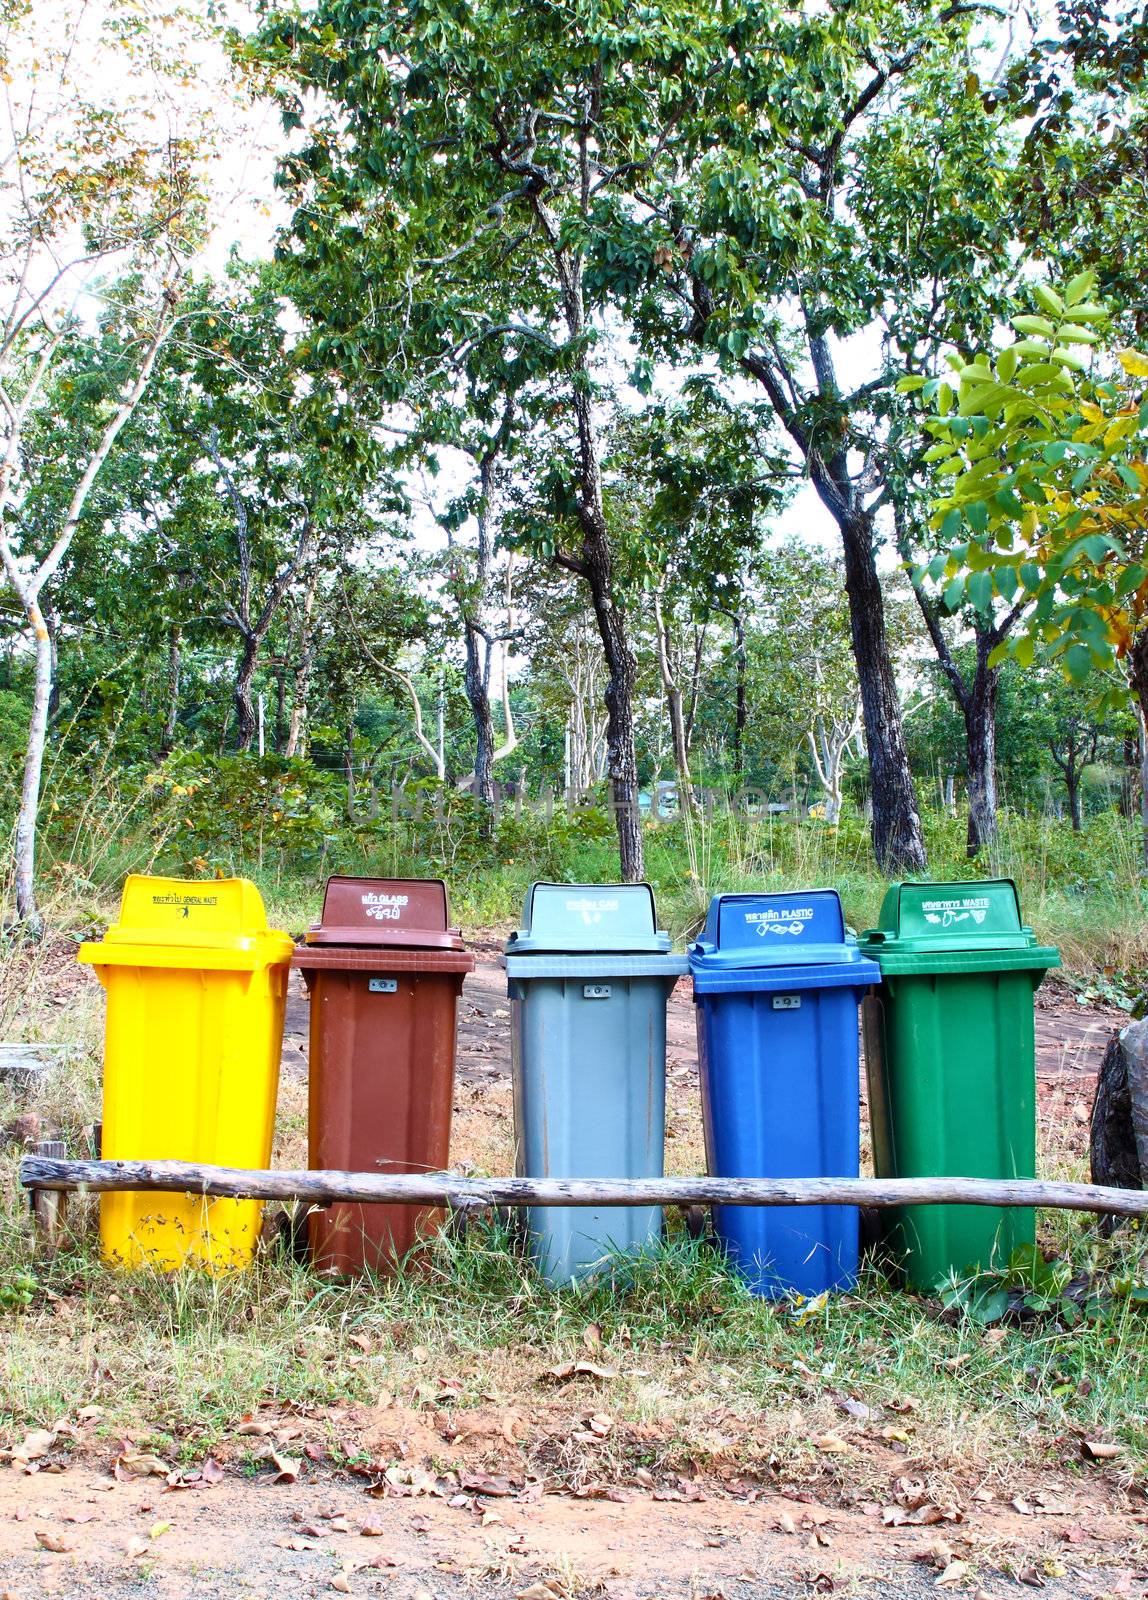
[859,878,1060,975]
[506,881,673,954]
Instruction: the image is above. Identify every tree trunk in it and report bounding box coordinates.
[285,573,319,760]
[730,611,746,782]
[273,658,288,754]
[13,602,52,933]
[1121,733,1139,821]
[652,587,695,817]
[839,511,927,873]
[44,606,60,724]
[593,591,643,881]
[233,633,259,753]
[160,626,181,758]
[1066,769,1083,832]
[529,180,642,880]
[963,647,999,858]
[1090,1020,1148,1233]
[667,684,692,811]
[463,621,495,806]
[343,711,356,814]
[684,620,707,753]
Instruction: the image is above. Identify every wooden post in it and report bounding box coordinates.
[29,1140,68,1254]
[18,1156,1148,1220]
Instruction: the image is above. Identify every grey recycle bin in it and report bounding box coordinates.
[505,882,688,1285]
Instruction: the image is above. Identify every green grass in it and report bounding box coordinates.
[3,1211,1148,1489]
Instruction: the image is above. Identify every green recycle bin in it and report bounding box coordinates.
[859,879,1059,1291]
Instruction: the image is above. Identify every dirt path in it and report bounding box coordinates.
[1,1460,1142,1599]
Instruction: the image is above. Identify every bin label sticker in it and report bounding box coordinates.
[921,895,989,928]
[745,907,812,938]
[151,892,218,919]
[361,891,409,923]
[565,895,619,927]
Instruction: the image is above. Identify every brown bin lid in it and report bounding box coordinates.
[303,876,465,952]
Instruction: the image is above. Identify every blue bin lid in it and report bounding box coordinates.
[690,889,872,972]
[506,881,673,954]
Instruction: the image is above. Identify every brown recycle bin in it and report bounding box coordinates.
[292,877,475,1275]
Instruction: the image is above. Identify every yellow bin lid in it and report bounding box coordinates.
[78,875,294,971]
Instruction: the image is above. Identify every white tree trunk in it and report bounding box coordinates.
[13,602,53,930]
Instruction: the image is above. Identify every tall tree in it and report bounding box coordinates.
[0,0,219,927]
[249,0,768,879]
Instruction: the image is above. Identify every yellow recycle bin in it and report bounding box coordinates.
[78,875,293,1270]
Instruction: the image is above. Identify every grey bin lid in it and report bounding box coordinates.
[506,881,673,954]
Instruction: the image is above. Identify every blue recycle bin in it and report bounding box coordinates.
[690,889,880,1299]
[505,882,688,1285]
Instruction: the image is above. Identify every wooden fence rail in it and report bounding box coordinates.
[18,1157,1148,1218]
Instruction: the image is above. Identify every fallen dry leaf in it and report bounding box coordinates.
[149,1521,171,1540]
[778,1511,797,1534]
[201,1457,225,1486]
[328,1516,351,1534]
[1081,1439,1122,1462]
[587,1413,613,1438]
[359,1521,385,1538]
[12,1430,54,1464]
[544,1359,618,1382]
[942,1354,974,1372]
[34,1531,71,1553]
[115,1453,170,1480]
[921,1538,954,1569]
[61,1510,96,1524]
[270,1452,301,1483]
[236,1421,275,1437]
[936,1560,969,1587]
[458,1471,514,1497]
[330,1576,353,1594]
[124,1535,149,1560]
[812,1434,849,1454]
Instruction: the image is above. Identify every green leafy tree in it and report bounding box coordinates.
[596,1,1026,871]
[0,1,219,929]
[604,389,787,813]
[251,0,733,879]
[903,272,1148,727]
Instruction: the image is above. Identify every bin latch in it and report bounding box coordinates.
[368,977,398,994]
[583,984,612,1000]
[772,995,801,1011]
